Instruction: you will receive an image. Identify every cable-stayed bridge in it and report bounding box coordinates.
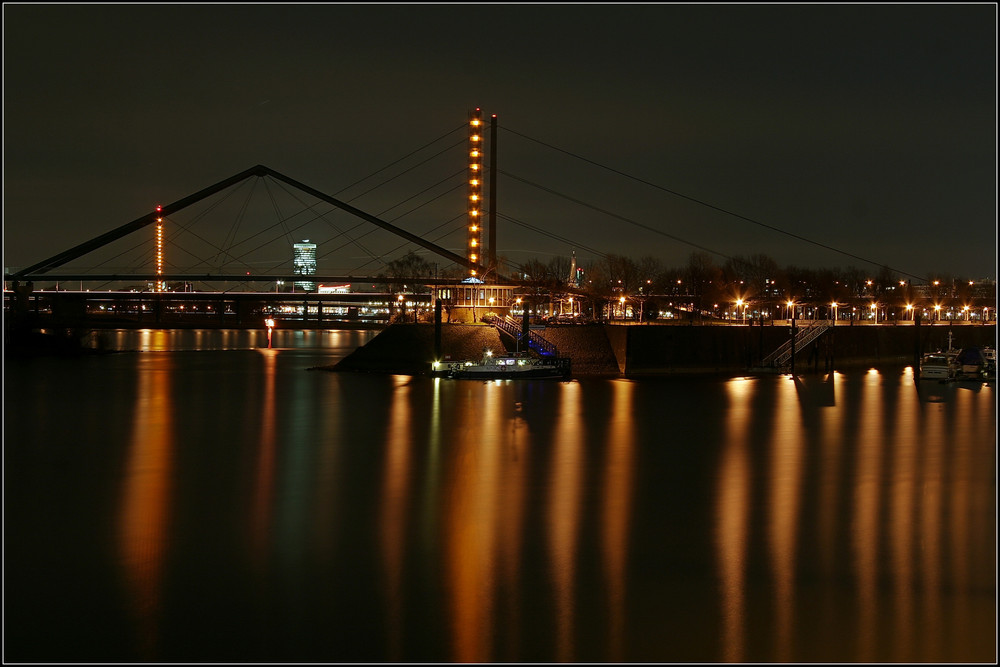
[5,112,948,332]
[6,113,922,290]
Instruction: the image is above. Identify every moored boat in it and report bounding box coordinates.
[918,352,953,381]
[953,346,988,381]
[980,346,996,379]
[431,348,571,380]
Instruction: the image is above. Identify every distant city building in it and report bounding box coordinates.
[293,240,317,291]
[567,250,583,288]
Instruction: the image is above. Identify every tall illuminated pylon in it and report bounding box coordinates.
[155,205,164,292]
[467,107,483,278]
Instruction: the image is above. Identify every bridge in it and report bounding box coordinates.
[2,114,614,332]
[5,111,994,338]
[6,164,492,287]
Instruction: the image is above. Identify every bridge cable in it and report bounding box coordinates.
[497,212,609,263]
[214,178,259,270]
[262,178,296,247]
[80,178,255,286]
[501,169,738,266]
[316,169,465,265]
[349,210,469,277]
[330,123,465,198]
[264,176,399,268]
[302,142,468,267]
[336,136,467,205]
[340,173,469,274]
[502,126,925,282]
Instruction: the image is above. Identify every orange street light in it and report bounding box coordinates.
[265,318,276,348]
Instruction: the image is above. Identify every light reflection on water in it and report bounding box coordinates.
[3,332,995,663]
[118,353,174,660]
[102,327,373,352]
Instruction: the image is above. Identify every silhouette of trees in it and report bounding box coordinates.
[376,251,435,294]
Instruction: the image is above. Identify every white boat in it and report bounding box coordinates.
[919,352,953,381]
[431,348,571,380]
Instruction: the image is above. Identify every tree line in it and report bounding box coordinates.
[376,249,995,319]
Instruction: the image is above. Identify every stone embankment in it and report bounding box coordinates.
[325,322,997,377]
[329,323,502,376]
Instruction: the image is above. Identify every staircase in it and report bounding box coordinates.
[489,315,560,357]
[760,320,832,369]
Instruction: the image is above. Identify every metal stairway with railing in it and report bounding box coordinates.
[489,315,560,357]
[760,320,832,369]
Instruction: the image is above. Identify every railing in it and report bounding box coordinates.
[487,315,560,357]
[760,320,832,368]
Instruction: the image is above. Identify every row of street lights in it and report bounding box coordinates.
[728,299,993,323]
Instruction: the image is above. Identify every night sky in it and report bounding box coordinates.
[3,3,996,282]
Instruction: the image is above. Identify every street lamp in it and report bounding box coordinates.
[831,301,838,323]
[934,304,941,321]
[619,295,626,321]
[265,318,275,348]
[905,304,913,321]
[786,300,794,322]
[870,302,877,324]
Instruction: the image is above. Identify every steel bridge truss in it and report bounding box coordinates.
[7,165,489,284]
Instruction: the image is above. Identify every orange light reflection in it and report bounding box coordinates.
[602,379,636,662]
[251,349,278,572]
[853,370,883,661]
[380,375,412,661]
[118,354,174,659]
[716,377,753,662]
[548,382,584,663]
[446,381,502,662]
[769,377,805,662]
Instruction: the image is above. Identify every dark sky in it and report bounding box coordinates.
[3,3,996,281]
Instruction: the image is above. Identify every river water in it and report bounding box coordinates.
[4,329,996,663]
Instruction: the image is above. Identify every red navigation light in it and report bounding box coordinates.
[156,205,162,212]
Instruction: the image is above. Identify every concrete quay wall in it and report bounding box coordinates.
[328,322,996,377]
[621,322,995,375]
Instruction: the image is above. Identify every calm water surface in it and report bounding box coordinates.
[4,329,996,662]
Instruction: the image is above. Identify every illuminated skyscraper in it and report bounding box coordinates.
[293,240,317,291]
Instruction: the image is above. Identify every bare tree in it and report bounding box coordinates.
[376,251,434,294]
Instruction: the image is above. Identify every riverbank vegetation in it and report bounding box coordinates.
[375,250,996,324]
